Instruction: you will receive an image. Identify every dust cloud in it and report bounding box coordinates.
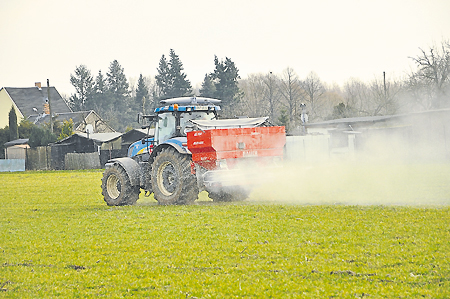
[247,124,450,206]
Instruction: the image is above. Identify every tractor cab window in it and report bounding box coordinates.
[157,113,176,143]
[180,111,215,136]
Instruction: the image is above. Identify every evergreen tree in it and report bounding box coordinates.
[278,108,290,132]
[155,49,192,100]
[168,49,192,98]
[8,106,18,140]
[155,54,171,99]
[199,73,216,98]
[135,74,149,113]
[329,102,356,119]
[106,60,130,106]
[0,126,9,159]
[92,70,108,112]
[211,56,243,116]
[29,126,57,147]
[105,60,131,131]
[18,118,34,139]
[69,65,94,111]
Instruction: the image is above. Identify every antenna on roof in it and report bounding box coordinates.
[86,124,94,139]
[47,79,53,133]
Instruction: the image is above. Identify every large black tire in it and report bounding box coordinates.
[151,148,198,205]
[101,164,140,206]
[208,189,249,202]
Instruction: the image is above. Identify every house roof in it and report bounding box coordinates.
[76,132,122,143]
[27,110,116,133]
[31,110,94,125]
[305,115,399,128]
[3,87,72,118]
[4,138,29,147]
[55,132,123,145]
[305,108,450,129]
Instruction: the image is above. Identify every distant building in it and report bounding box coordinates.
[53,132,124,168]
[3,138,29,160]
[0,83,71,128]
[0,83,113,133]
[32,110,116,133]
[300,108,450,161]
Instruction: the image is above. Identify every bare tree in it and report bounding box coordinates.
[321,84,346,119]
[343,78,371,116]
[408,40,450,109]
[238,74,269,118]
[368,74,402,115]
[263,72,281,122]
[278,67,303,129]
[302,72,326,121]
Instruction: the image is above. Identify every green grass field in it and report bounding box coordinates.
[1,164,449,298]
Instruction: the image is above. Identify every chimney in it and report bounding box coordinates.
[35,82,42,90]
[43,102,50,115]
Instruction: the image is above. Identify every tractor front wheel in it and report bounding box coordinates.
[151,148,198,205]
[101,164,140,206]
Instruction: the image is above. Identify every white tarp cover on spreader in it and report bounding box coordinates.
[189,117,268,130]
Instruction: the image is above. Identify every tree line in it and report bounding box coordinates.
[68,49,243,131]
[237,40,450,132]
[1,40,449,155]
[67,41,450,133]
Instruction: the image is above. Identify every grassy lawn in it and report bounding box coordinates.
[0,164,449,298]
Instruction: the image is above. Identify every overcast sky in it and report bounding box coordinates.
[1,0,449,96]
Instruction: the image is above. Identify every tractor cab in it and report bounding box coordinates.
[130,97,221,158]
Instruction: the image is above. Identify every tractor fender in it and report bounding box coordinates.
[150,141,190,159]
[105,157,141,187]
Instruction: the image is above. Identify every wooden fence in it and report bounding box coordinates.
[65,153,101,170]
[23,147,126,171]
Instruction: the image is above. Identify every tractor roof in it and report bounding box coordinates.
[160,96,221,105]
[155,97,221,114]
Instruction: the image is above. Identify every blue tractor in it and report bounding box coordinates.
[101,97,221,205]
[101,96,285,206]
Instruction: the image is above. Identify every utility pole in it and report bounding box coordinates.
[47,79,53,133]
[383,71,387,114]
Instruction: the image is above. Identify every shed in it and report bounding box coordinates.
[302,108,450,161]
[52,132,124,168]
[4,139,30,159]
[54,132,122,152]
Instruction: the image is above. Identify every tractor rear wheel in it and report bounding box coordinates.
[151,148,198,205]
[101,164,140,206]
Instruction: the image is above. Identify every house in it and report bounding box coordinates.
[0,83,71,128]
[0,83,114,133]
[32,110,115,133]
